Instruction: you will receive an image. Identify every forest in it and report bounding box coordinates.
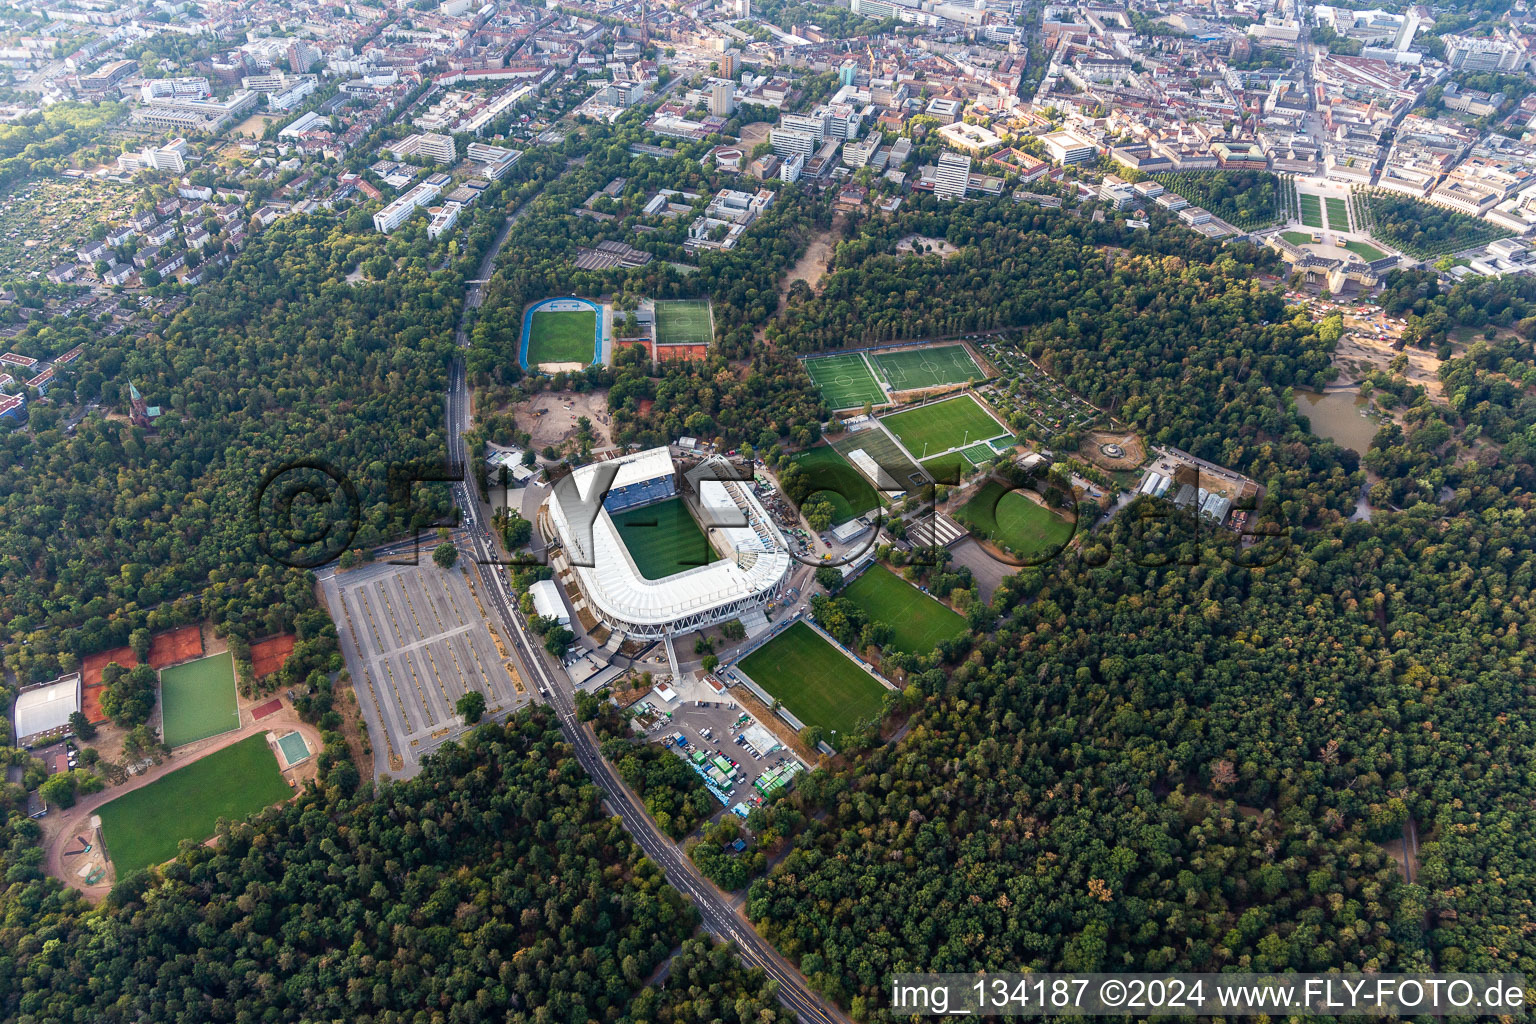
[0,714,793,1024]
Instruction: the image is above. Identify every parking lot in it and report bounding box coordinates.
[636,698,804,815]
[321,559,529,778]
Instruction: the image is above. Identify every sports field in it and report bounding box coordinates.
[840,563,967,655]
[609,497,720,579]
[881,394,1007,460]
[791,445,880,524]
[873,344,985,391]
[1299,194,1324,229]
[160,651,239,748]
[527,309,597,364]
[97,734,291,876]
[736,621,887,743]
[957,481,1077,562]
[1325,196,1350,231]
[804,352,885,410]
[654,300,713,347]
[831,429,925,492]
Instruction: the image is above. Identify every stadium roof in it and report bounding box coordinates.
[14,674,81,738]
[550,449,790,628]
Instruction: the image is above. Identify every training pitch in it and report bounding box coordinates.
[873,344,985,391]
[840,563,967,655]
[527,309,598,365]
[654,300,714,347]
[97,734,291,875]
[881,394,1008,460]
[160,651,240,748]
[736,621,887,743]
[958,481,1077,561]
[805,352,886,410]
[609,496,720,580]
[790,445,881,525]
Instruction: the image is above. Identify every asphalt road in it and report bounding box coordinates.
[445,244,846,1023]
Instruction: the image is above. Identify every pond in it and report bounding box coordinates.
[1297,390,1379,454]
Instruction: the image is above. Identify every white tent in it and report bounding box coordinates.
[14,674,81,738]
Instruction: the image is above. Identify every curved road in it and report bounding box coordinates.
[445,227,846,1024]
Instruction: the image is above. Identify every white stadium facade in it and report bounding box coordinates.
[542,447,791,639]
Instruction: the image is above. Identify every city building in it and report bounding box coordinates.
[13,673,81,745]
[373,181,443,233]
[934,151,972,200]
[708,80,736,118]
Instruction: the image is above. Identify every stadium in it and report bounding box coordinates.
[541,447,791,638]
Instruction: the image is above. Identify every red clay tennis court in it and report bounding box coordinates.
[81,646,136,686]
[148,625,203,669]
[250,698,283,721]
[250,634,296,678]
[81,685,108,725]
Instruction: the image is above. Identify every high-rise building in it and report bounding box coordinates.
[287,40,321,74]
[934,151,971,200]
[720,52,739,78]
[771,127,816,161]
[708,80,736,117]
[1443,34,1527,72]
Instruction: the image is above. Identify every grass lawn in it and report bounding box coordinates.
[609,496,720,579]
[1341,238,1387,261]
[881,394,1006,460]
[921,451,971,485]
[527,309,597,364]
[1299,194,1324,229]
[839,563,967,655]
[1282,230,1317,245]
[873,344,985,391]
[791,445,880,524]
[160,651,239,748]
[736,621,887,743]
[957,480,1077,562]
[97,734,291,875]
[1325,196,1350,231]
[654,300,713,347]
[804,352,885,410]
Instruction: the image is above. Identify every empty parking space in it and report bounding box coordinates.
[323,560,528,778]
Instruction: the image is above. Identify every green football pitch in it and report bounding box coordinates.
[804,352,886,410]
[654,300,713,347]
[160,651,239,748]
[736,621,887,744]
[527,309,597,364]
[957,480,1077,562]
[609,497,720,580]
[840,563,967,656]
[881,394,1007,460]
[1299,194,1324,229]
[791,445,880,525]
[873,344,985,391]
[97,734,291,875]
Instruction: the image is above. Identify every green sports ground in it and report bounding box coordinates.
[872,344,985,391]
[609,497,720,579]
[527,309,597,364]
[790,445,881,525]
[736,621,887,744]
[804,352,886,410]
[881,394,1008,460]
[957,481,1077,562]
[839,563,967,656]
[160,651,240,748]
[653,300,714,347]
[97,734,291,875]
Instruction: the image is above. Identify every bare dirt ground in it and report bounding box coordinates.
[41,698,323,902]
[1079,430,1145,472]
[515,389,613,450]
[895,234,962,259]
[1335,315,1446,401]
[230,113,279,139]
[780,219,842,301]
[738,122,773,149]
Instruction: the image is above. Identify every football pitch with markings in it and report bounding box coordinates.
[609,497,721,580]
[873,344,985,391]
[654,300,714,347]
[805,352,886,410]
